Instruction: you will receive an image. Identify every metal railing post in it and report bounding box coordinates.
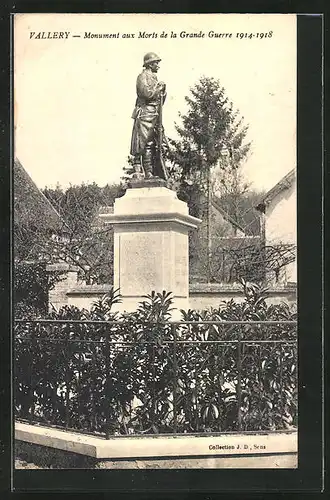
[172,323,178,434]
[279,343,284,417]
[28,323,36,423]
[237,327,242,431]
[65,327,71,429]
[105,330,111,439]
[217,343,223,432]
[13,318,297,437]
[151,342,156,429]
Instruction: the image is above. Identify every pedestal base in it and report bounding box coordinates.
[99,183,201,318]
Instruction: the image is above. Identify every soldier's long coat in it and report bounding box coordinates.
[130,68,163,156]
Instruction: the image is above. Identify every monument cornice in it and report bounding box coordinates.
[99,211,201,230]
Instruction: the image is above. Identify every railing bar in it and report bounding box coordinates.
[91,341,97,432]
[195,379,199,432]
[172,324,178,434]
[237,327,242,432]
[15,318,298,437]
[14,319,297,325]
[151,344,156,430]
[15,417,297,437]
[15,338,297,345]
[129,348,133,431]
[217,344,222,432]
[78,349,82,420]
[280,344,284,418]
[258,343,262,389]
[65,328,70,430]
[257,344,263,426]
[28,324,36,423]
[174,321,287,325]
[105,331,111,439]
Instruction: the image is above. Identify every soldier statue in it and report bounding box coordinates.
[130,52,168,180]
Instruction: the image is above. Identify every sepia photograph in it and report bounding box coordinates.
[13,13,298,472]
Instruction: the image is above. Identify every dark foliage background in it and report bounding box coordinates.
[14,262,65,317]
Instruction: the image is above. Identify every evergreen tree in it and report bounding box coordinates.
[166,76,251,281]
[167,76,251,212]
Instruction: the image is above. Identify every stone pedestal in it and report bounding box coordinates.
[99,179,201,317]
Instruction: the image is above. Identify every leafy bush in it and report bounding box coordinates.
[14,262,65,317]
[14,284,297,436]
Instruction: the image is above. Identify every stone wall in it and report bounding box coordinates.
[65,282,297,312]
[15,422,297,469]
[67,284,112,310]
[189,283,297,310]
[15,440,297,469]
[46,264,296,313]
[46,263,80,311]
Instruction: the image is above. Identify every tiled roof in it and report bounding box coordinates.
[255,169,296,212]
[14,158,68,233]
[211,197,246,235]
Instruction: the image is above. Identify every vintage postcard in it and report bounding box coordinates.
[13,13,298,474]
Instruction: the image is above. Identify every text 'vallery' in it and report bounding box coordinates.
[29,30,274,40]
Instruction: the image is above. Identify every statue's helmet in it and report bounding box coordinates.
[143,52,161,66]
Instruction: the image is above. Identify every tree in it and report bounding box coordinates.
[42,182,125,284]
[166,76,251,281]
[14,164,125,315]
[211,149,250,229]
[14,261,65,317]
[213,189,266,237]
[167,76,250,202]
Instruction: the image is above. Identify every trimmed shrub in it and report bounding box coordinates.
[14,284,297,436]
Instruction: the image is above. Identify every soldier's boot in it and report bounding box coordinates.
[142,146,153,179]
[132,156,143,178]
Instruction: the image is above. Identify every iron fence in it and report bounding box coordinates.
[14,319,297,438]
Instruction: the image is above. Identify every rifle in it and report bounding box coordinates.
[157,89,168,181]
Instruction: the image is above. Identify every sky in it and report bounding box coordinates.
[14,14,296,192]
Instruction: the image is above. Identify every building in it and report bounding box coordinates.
[14,158,77,313]
[189,195,249,283]
[14,158,69,260]
[255,169,296,285]
[209,197,246,238]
